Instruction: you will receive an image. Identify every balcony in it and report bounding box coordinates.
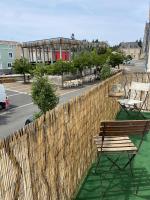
[0,71,150,200]
[75,110,150,200]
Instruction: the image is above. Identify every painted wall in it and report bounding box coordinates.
[55,51,70,61]
[0,43,22,73]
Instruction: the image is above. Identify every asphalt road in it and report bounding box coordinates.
[0,84,97,138]
[121,59,146,72]
[0,90,38,138]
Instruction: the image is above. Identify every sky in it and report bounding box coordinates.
[0,0,149,45]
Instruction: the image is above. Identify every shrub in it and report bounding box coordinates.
[100,64,111,80]
[31,76,59,114]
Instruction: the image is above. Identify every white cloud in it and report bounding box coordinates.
[0,0,149,44]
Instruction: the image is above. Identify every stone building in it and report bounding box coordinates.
[143,22,150,58]
[142,7,150,59]
[119,42,141,60]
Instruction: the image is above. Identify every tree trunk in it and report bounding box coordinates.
[23,73,26,83]
[61,72,63,88]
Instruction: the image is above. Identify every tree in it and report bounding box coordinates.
[73,52,92,76]
[52,60,75,75]
[138,39,142,48]
[90,50,107,76]
[110,45,120,51]
[32,63,47,77]
[97,47,107,54]
[31,76,59,114]
[100,64,111,80]
[126,55,132,60]
[108,52,124,68]
[13,58,32,83]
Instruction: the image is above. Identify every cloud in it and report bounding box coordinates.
[0,0,149,44]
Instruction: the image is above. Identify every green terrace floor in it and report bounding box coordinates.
[75,110,150,200]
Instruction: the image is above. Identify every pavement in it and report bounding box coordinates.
[120,59,146,72]
[0,81,97,138]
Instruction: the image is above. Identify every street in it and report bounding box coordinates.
[120,59,146,72]
[0,82,97,138]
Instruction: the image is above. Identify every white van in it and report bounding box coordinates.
[0,84,8,109]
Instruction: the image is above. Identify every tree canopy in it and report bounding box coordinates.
[31,76,59,114]
[13,58,32,83]
[108,52,124,68]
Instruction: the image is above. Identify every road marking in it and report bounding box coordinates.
[6,89,30,95]
[8,93,23,97]
[0,103,34,116]
[5,84,30,89]
[0,84,97,116]
[15,103,33,110]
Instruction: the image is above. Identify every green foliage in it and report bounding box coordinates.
[110,45,120,51]
[108,52,124,68]
[126,55,132,60]
[100,64,111,80]
[32,64,47,77]
[13,58,32,83]
[31,76,59,114]
[33,111,43,120]
[46,64,55,75]
[47,60,76,75]
[136,39,142,48]
[73,51,92,74]
[90,50,107,68]
[97,47,107,54]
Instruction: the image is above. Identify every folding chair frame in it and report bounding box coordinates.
[118,82,150,119]
[94,120,150,197]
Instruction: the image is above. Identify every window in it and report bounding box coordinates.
[8,52,13,58]
[0,63,2,69]
[8,63,12,68]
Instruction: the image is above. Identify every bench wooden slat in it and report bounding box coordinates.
[99,130,148,136]
[95,140,132,144]
[100,125,150,132]
[96,143,135,148]
[98,146,137,152]
[101,120,150,127]
[94,120,150,154]
[94,136,129,140]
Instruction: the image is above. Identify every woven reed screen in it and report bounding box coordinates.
[0,72,122,200]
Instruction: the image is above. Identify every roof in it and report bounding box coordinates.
[119,42,140,49]
[22,37,90,47]
[0,40,21,45]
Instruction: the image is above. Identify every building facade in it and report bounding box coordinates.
[143,22,150,58]
[22,37,90,63]
[22,37,109,64]
[142,6,150,59]
[119,42,142,60]
[0,41,21,74]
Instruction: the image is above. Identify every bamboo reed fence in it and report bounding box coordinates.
[0,71,134,200]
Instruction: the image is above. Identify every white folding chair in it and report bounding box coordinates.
[117,82,150,118]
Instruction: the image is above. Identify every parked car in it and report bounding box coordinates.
[0,84,9,109]
[25,115,34,125]
[24,112,42,125]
